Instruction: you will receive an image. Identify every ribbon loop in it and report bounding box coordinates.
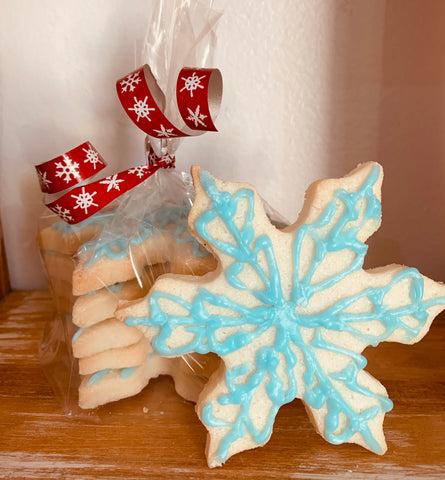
[177,67,222,132]
[36,63,221,224]
[117,65,222,138]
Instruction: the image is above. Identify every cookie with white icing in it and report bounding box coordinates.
[118,163,445,467]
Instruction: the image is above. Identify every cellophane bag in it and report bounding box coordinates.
[38,0,223,413]
[40,166,223,412]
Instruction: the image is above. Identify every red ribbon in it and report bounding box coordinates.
[117,65,222,137]
[36,64,221,224]
[35,143,174,225]
[35,142,107,194]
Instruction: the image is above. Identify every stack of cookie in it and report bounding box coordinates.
[38,166,219,411]
[68,204,217,409]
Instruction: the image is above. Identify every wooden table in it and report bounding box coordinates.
[1,290,444,479]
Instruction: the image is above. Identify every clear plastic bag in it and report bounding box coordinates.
[38,168,221,412]
[37,0,225,413]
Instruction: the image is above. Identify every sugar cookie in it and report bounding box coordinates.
[72,223,173,296]
[79,352,220,409]
[72,265,165,328]
[78,337,151,375]
[72,318,144,358]
[39,209,115,256]
[119,162,445,467]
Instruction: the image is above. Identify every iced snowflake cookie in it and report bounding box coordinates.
[118,162,445,467]
[39,209,115,256]
[72,222,173,296]
[72,206,216,296]
[72,268,163,394]
[79,351,220,409]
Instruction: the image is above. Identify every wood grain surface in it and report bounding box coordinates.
[1,290,444,479]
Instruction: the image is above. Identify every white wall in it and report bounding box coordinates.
[1,0,444,289]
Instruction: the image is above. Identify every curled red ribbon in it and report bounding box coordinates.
[117,65,222,137]
[35,143,174,224]
[36,64,221,224]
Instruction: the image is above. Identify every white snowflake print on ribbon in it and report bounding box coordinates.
[180,71,205,98]
[82,145,103,170]
[129,165,150,178]
[187,105,207,128]
[52,204,73,223]
[71,186,98,214]
[99,174,125,192]
[55,155,80,183]
[162,154,175,167]
[129,96,155,122]
[120,72,141,93]
[37,169,52,190]
[152,124,177,138]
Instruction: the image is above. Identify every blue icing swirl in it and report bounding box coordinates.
[84,205,208,267]
[87,369,109,386]
[86,366,137,385]
[85,220,155,267]
[126,165,445,463]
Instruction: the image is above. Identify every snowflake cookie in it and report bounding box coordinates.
[118,162,445,467]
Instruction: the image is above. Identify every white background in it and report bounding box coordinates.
[1,0,445,289]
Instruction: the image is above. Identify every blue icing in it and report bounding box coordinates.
[86,365,138,386]
[84,204,209,268]
[72,327,86,343]
[85,220,155,267]
[126,165,445,463]
[86,353,155,386]
[52,209,115,233]
[87,369,109,386]
[119,366,138,379]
